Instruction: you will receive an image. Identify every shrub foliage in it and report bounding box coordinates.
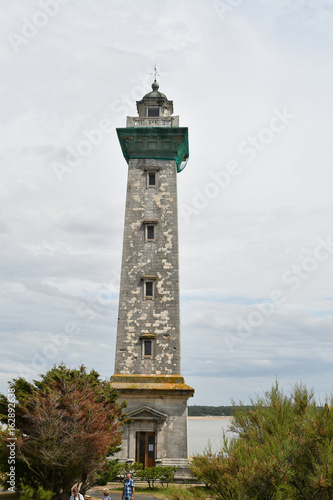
[0,364,127,499]
[190,382,333,500]
[137,465,177,489]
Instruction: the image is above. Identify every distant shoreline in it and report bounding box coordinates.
[188,416,233,420]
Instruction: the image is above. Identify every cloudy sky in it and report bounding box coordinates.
[1,0,333,405]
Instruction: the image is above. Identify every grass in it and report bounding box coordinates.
[0,483,212,500]
[96,483,211,500]
[151,484,211,500]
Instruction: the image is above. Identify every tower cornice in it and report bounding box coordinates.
[110,374,194,397]
[116,127,189,172]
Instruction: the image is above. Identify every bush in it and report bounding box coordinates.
[190,382,333,500]
[138,466,160,489]
[137,465,177,489]
[158,466,177,487]
[118,461,143,480]
[19,483,34,500]
[19,483,54,500]
[95,459,122,485]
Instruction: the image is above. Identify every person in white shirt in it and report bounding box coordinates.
[70,486,84,500]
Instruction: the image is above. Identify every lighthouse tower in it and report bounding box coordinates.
[110,78,194,472]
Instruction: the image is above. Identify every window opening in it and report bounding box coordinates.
[147,225,154,240]
[144,340,152,356]
[147,108,159,117]
[148,172,156,186]
[145,281,153,298]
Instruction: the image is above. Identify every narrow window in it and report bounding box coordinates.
[148,172,156,186]
[144,340,152,356]
[147,107,159,117]
[147,225,154,240]
[145,281,153,298]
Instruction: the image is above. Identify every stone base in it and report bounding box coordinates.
[110,378,194,471]
[156,458,192,478]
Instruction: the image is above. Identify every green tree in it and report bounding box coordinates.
[95,459,122,486]
[138,466,160,489]
[190,382,333,500]
[158,466,177,487]
[0,364,127,500]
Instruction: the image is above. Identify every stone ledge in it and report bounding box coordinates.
[110,374,194,396]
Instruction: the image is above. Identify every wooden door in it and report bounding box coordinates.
[136,432,155,468]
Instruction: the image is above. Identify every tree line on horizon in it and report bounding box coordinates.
[188,405,253,416]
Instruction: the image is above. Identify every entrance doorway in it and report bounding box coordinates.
[136,432,155,468]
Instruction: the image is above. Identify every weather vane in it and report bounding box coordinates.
[151,64,160,82]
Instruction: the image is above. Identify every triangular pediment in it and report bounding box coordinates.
[126,405,167,421]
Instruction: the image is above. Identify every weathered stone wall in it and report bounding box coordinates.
[112,93,193,469]
[114,158,181,376]
[114,393,189,462]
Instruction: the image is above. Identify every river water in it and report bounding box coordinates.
[188,417,236,456]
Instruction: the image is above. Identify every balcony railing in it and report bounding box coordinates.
[126,116,179,128]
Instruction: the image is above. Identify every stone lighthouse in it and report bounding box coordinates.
[110,78,194,472]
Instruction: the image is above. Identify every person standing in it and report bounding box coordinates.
[103,488,111,500]
[70,486,84,500]
[122,472,135,500]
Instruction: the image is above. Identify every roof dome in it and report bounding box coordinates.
[142,81,167,100]
[136,80,174,116]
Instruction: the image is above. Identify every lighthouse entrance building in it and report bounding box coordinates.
[110,80,194,472]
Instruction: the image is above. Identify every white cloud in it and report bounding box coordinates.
[1,0,333,405]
